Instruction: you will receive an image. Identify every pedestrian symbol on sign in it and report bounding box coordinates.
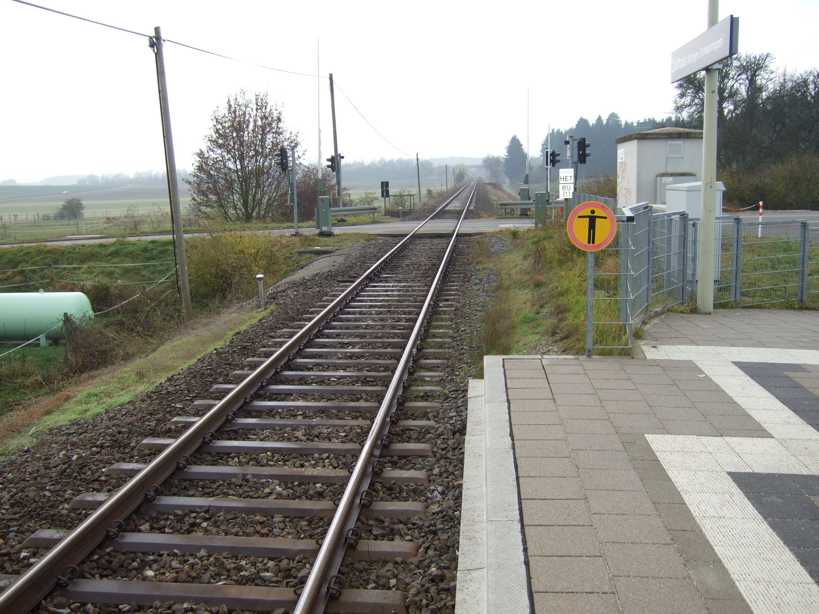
[566,201,617,252]
[577,208,607,244]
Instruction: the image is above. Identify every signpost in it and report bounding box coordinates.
[566,201,618,356]
[559,168,575,201]
[672,2,739,314]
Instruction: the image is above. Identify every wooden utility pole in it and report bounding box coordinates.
[416,153,422,209]
[151,26,192,320]
[316,39,321,173]
[329,73,341,205]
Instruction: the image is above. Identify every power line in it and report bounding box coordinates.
[15,2,414,161]
[163,38,317,78]
[12,0,317,78]
[336,84,411,158]
[12,0,148,38]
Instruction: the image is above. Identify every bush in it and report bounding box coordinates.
[723,153,819,210]
[54,198,84,221]
[186,232,306,304]
[578,176,617,198]
[63,315,122,375]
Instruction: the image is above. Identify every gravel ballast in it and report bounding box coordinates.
[0,228,499,614]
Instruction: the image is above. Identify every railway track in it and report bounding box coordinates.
[0,183,477,613]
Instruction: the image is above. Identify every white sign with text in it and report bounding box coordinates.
[559,168,574,200]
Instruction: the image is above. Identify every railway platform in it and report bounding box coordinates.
[460,309,819,613]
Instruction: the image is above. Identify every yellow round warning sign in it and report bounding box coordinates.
[566,201,618,252]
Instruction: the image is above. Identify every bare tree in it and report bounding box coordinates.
[190,92,298,222]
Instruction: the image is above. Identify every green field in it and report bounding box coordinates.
[0,183,405,245]
[0,184,189,217]
[0,232,373,435]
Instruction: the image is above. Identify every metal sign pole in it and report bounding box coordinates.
[547,126,551,199]
[586,251,594,356]
[696,0,720,313]
[291,146,300,236]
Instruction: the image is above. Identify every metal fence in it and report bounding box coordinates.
[588,204,693,353]
[578,198,819,354]
[523,192,818,353]
[714,217,816,307]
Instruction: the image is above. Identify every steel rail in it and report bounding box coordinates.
[294,183,477,613]
[0,185,469,614]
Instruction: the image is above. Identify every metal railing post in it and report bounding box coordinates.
[680,213,689,304]
[690,220,698,299]
[625,220,635,344]
[664,216,673,295]
[646,211,654,306]
[799,221,809,305]
[586,251,594,356]
[732,217,742,303]
[618,220,630,327]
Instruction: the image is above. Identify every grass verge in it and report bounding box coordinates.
[477,227,629,359]
[0,233,372,423]
[0,305,267,456]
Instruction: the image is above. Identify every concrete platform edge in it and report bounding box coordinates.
[455,357,530,614]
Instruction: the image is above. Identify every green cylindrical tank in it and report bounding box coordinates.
[0,292,94,340]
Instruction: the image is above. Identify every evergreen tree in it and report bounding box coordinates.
[504,136,527,186]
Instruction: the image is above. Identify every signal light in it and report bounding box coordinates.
[326,155,336,173]
[278,146,289,172]
[577,138,590,164]
[549,149,560,168]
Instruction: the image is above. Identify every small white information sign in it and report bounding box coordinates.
[559,168,574,200]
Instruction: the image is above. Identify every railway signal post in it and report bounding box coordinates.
[329,73,342,204]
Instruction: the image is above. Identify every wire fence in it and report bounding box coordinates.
[714,217,815,307]
[0,263,177,361]
[539,194,819,354]
[588,203,819,353]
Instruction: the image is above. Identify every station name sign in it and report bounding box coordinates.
[671,15,739,83]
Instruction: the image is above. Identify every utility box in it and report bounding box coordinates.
[665,181,725,219]
[534,192,548,228]
[616,127,703,206]
[316,196,333,236]
[665,181,725,282]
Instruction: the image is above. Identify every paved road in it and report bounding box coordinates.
[4,209,816,250]
[0,218,536,248]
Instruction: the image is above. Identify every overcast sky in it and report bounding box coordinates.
[2,0,818,182]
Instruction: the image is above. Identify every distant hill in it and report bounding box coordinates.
[427,157,483,166]
[38,175,85,185]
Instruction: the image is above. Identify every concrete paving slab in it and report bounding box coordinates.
[493,355,758,613]
[460,318,819,612]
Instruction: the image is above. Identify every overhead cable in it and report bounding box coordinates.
[12,0,148,38]
[336,84,411,158]
[12,0,317,77]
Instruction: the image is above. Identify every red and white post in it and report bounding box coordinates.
[757,200,764,238]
